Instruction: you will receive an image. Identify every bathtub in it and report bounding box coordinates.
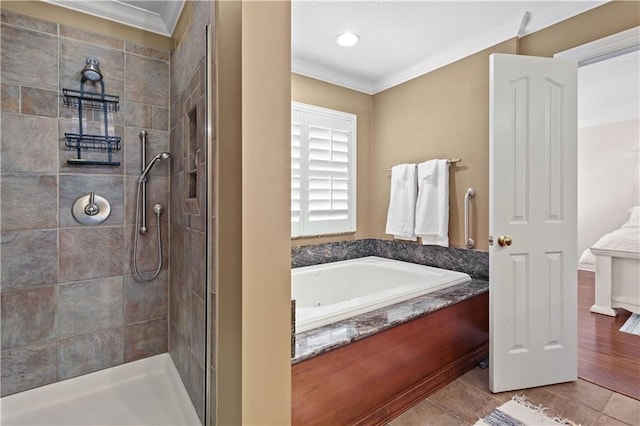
[292,256,471,333]
[0,353,200,425]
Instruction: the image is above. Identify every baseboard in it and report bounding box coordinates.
[354,342,489,426]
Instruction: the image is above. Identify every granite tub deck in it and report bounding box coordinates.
[293,278,488,363]
[291,239,490,426]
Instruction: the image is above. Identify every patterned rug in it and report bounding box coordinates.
[474,395,578,426]
[619,313,640,336]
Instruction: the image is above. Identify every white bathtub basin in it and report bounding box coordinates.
[292,256,471,333]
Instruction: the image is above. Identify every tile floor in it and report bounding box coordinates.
[389,367,640,425]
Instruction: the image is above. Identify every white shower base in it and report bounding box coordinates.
[0,353,201,426]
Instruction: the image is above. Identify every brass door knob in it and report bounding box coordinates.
[497,235,512,247]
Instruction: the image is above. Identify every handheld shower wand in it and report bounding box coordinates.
[139,152,171,183]
[133,135,171,282]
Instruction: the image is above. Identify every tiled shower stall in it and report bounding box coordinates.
[1,2,212,423]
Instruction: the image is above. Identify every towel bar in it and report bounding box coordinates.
[384,158,460,171]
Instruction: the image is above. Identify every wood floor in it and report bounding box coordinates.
[578,270,640,400]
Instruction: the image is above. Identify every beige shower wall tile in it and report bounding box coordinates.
[170,174,189,228]
[124,317,167,363]
[125,53,169,107]
[170,1,209,102]
[188,229,206,299]
[125,41,170,62]
[124,102,152,128]
[59,38,124,101]
[1,230,58,290]
[1,341,57,397]
[0,10,57,34]
[1,83,20,113]
[170,318,190,383]
[190,291,205,369]
[58,327,123,380]
[59,227,124,282]
[188,352,205,423]
[123,224,169,276]
[174,271,192,342]
[60,25,124,51]
[21,87,58,117]
[1,25,58,90]
[59,174,124,228]
[170,92,184,130]
[1,113,58,173]
[1,286,57,350]
[169,224,187,280]
[168,310,181,359]
[124,175,169,226]
[58,118,124,175]
[58,277,124,337]
[1,173,58,231]
[152,106,169,131]
[189,162,207,232]
[124,270,168,324]
[170,117,184,176]
[124,127,169,176]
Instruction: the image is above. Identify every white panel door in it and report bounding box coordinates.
[489,53,578,392]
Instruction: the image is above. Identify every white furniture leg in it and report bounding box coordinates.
[591,253,617,316]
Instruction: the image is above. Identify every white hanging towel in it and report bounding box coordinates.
[415,159,449,247]
[385,163,417,241]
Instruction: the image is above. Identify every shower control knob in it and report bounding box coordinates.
[72,192,111,226]
[497,235,512,247]
[84,192,100,216]
[84,203,100,216]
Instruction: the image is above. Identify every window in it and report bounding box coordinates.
[291,102,356,237]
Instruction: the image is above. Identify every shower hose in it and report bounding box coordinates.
[132,179,163,282]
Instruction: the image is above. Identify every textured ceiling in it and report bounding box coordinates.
[292,1,608,93]
[45,0,634,114]
[578,50,640,128]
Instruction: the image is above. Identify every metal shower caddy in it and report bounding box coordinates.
[63,56,121,166]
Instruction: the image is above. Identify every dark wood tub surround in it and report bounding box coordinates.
[292,291,489,425]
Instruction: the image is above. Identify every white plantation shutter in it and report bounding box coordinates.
[291,110,302,237]
[291,102,356,237]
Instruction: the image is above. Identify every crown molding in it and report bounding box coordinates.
[555,26,639,66]
[44,0,184,36]
[292,57,375,95]
[296,1,608,95]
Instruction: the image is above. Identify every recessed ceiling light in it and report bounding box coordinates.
[336,32,360,47]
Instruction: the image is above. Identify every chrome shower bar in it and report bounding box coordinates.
[139,130,148,234]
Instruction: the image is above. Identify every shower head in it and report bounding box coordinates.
[81,56,103,82]
[139,152,171,183]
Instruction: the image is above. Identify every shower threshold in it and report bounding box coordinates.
[0,353,201,426]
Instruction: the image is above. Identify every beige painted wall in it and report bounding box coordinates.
[369,1,639,250]
[216,1,243,423]
[371,39,518,250]
[291,73,373,246]
[241,1,292,424]
[519,1,640,58]
[0,1,171,50]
